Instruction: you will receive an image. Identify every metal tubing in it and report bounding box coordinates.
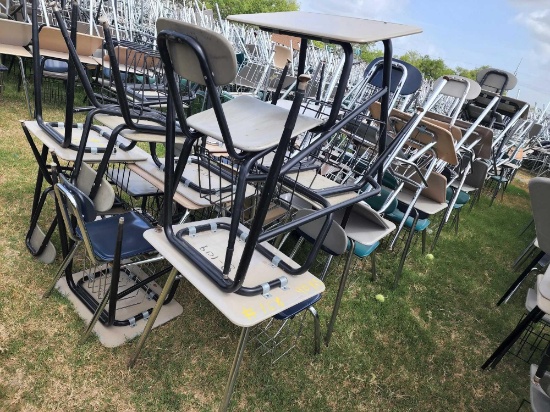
[61,1,80,148]
[482,307,544,370]
[378,39,393,180]
[80,284,111,343]
[496,251,545,306]
[219,327,250,412]
[393,213,419,289]
[43,241,80,298]
[107,217,125,326]
[128,267,179,368]
[325,241,355,347]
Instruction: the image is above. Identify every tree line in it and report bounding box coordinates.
[359,46,487,81]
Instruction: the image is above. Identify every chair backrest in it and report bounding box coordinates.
[156,18,237,86]
[476,67,517,93]
[465,159,489,189]
[529,177,550,254]
[0,18,31,47]
[295,209,348,256]
[54,176,98,248]
[403,170,447,204]
[364,57,423,96]
[39,26,103,57]
[273,44,292,69]
[434,75,481,101]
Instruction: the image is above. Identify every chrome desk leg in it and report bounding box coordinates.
[325,240,355,347]
[220,326,250,412]
[128,266,179,368]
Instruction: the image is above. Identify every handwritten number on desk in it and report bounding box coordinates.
[242,307,257,319]
[294,278,324,293]
[239,279,322,320]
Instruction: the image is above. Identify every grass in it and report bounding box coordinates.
[0,71,540,411]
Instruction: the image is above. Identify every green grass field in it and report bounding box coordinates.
[0,71,540,411]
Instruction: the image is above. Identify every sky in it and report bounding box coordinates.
[299,0,550,109]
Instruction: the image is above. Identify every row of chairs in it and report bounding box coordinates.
[18,1,541,385]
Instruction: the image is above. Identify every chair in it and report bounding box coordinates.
[482,177,550,369]
[155,17,374,297]
[43,172,176,336]
[530,363,550,411]
[497,243,549,307]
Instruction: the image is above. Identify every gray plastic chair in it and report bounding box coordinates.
[483,177,550,369]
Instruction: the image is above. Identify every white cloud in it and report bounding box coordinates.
[516,8,550,64]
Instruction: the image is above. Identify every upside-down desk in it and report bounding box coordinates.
[130,219,325,411]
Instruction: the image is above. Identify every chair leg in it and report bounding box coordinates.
[454,209,460,235]
[308,306,321,355]
[490,181,502,206]
[394,215,419,289]
[481,306,544,370]
[319,255,334,281]
[43,241,80,298]
[513,239,537,270]
[421,229,427,254]
[325,242,355,347]
[430,215,445,253]
[496,251,545,306]
[107,217,125,326]
[469,189,481,212]
[128,267,179,368]
[370,251,377,281]
[80,285,111,343]
[519,219,535,237]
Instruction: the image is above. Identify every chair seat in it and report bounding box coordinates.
[490,175,509,183]
[446,187,470,204]
[530,364,550,411]
[386,209,430,232]
[43,58,68,73]
[273,294,322,320]
[365,187,393,212]
[80,211,155,261]
[349,240,380,258]
[187,95,324,152]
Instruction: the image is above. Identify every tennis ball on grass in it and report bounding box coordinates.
[426,253,434,261]
[375,294,385,302]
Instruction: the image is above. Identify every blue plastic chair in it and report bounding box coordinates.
[44,175,173,338]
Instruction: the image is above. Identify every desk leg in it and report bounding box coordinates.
[128,267,179,368]
[220,326,250,412]
[394,214,419,289]
[325,241,355,347]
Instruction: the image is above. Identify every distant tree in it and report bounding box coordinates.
[455,65,490,80]
[398,51,454,80]
[206,0,299,19]
[359,43,384,63]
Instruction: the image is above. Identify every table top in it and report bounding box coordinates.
[144,218,325,327]
[333,202,395,245]
[23,120,149,163]
[228,12,422,44]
